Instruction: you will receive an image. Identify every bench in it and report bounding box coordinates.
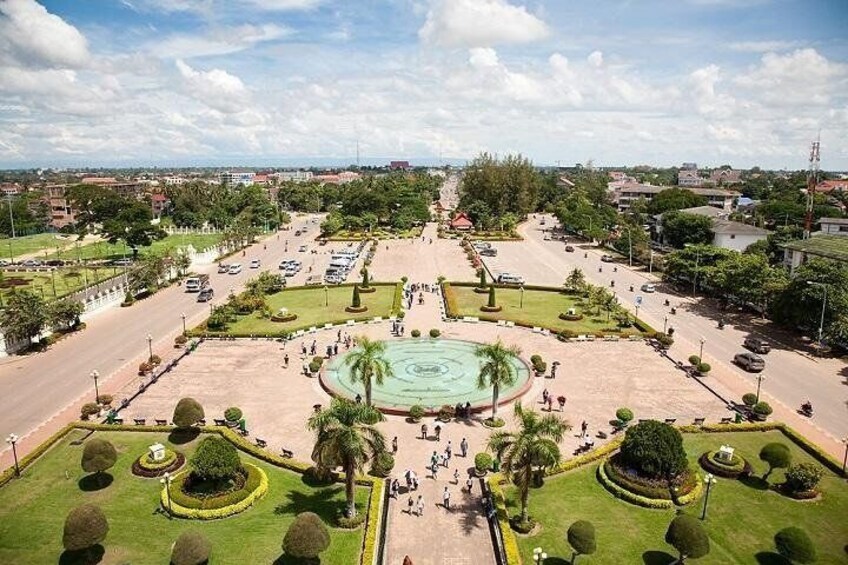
[111,418,124,425]
[308,326,317,333]
[664,418,677,425]
[255,438,268,449]
[532,326,542,333]
[575,335,587,342]
[388,316,397,322]
[496,320,506,327]
[133,418,146,426]
[371,317,383,323]
[346,320,355,326]
[629,335,643,341]
[720,417,733,424]
[281,448,294,458]
[505,321,515,327]
[585,334,595,342]
[693,417,706,426]
[293,330,305,337]
[213,419,227,426]
[197,419,207,426]
[323,323,333,329]
[155,419,168,426]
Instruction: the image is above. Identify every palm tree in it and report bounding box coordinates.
[487,403,570,522]
[307,399,386,518]
[475,340,521,420]
[345,336,394,406]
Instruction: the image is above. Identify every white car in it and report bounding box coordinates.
[641,283,657,293]
[250,259,261,268]
[228,263,242,274]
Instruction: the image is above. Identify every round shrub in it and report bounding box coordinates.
[171,531,211,565]
[775,527,816,564]
[783,463,823,495]
[63,504,108,552]
[615,408,634,426]
[308,360,322,374]
[696,362,711,374]
[429,328,441,338]
[665,514,710,560]
[190,437,241,484]
[370,452,395,477]
[408,405,425,421]
[175,334,188,346]
[81,438,118,475]
[742,393,758,407]
[224,407,243,423]
[567,520,597,559]
[655,332,674,348]
[688,355,701,365]
[437,404,455,421]
[173,397,204,428]
[80,402,100,420]
[760,442,792,481]
[698,450,748,479]
[97,394,114,407]
[620,420,688,480]
[474,453,493,474]
[138,361,153,374]
[411,329,421,338]
[753,401,773,420]
[283,512,330,561]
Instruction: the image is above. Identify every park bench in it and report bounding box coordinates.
[629,334,642,341]
[603,335,615,341]
[213,419,227,426]
[255,438,267,449]
[505,321,515,327]
[388,316,397,322]
[496,320,506,327]
[575,335,587,342]
[532,327,542,333]
[585,334,595,342]
[346,320,355,326]
[323,323,333,329]
[541,329,550,336]
[155,419,168,426]
[293,330,305,337]
[281,447,294,458]
[111,418,124,425]
[693,417,706,426]
[371,317,383,323]
[720,417,733,424]
[308,326,317,333]
[664,418,677,425]
[197,419,207,426]
[133,418,146,426]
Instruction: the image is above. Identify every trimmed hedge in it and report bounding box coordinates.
[597,462,703,508]
[548,438,623,476]
[359,477,383,565]
[603,456,697,501]
[132,451,185,478]
[488,476,523,565]
[162,463,268,519]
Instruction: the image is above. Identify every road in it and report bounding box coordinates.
[481,214,848,441]
[0,215,322,446]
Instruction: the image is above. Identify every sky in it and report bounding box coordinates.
[0,0,847,170]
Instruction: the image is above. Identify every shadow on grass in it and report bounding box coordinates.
[754,551,792,565]
[58,545,105,565]
[542,558,569,565]
[642,550,676,565]
[740,474,770,491]
[272,554,318,565]
[168,428,200,445]
[77,473,113,492]
[274,485,353,524]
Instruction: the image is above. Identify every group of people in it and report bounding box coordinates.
[391,319,406,337]
[541,388,566,412]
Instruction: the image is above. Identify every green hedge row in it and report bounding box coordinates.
[597,462,703,509]
[162,463,269,520]
[487,475,523,565]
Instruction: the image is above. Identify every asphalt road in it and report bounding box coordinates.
[0,214,322,442]
[481,214,848,441]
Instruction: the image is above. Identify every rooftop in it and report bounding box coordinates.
[711,219,769,236]
[782,234,848,263]
[820,217,848,225]
[616,183,737,197]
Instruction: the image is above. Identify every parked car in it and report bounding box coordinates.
[601,255,615,263]
[298,245,308,252]
[112,258,132,266]
[250,259,261,268]
[473,242,492,250]
[22,259,43,267]
[640,283,656,293]
[197,287,214,302]
[734,352,765,372]
[217,263,229,273]
[743,337,771,354]
[46,259,65,267]
[305,275,322,286]
[0,259,9,267]
[479,248,498,257]
[497,273,525,285]
[565,245,575,252]
[228,263,243,274]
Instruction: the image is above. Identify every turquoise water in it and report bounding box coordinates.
[322,339,531,412]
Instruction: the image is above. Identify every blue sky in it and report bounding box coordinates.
[1,0,847,169]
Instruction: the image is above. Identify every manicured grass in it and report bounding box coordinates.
[0,429,367,565]
[504,431,848,564]
[209,283,400,336]
[327,226,424,240]
[0,266,123,301]
[0,233,85,261]
[447,284,642,335]
[48,234,225,262]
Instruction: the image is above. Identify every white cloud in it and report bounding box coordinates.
[419,0,549,47]
[175,59,250,113]
[688,64,736,118]
[151,24,291,59]
[587,51,604,67]
[468,47,499,68]
[734,48,848,106]
[0,0,90,68]
[728,40,803,53]
[139,0,320,13]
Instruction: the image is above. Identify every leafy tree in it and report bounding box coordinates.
[783,463,823,494]
[81,438,118,477]
[665,514,710,562]
[172,397,205,428]
[246,271,285,295]
[759,442,792,481]
[0,192,49,236]
[774,527,816,563]
[344,337,393,406]
[487,403,569,523]
[475,340,521,420]
[704,252,788,314]
[0,289,47,344]
[63,504,108,552]
[190,437,241,483]
[129,253,167,294]
[648,188,708,214]
[661,212,713,248]
[745,225,804,265]
[171,530,212,565]
[307,399,386,518]
[283,512,330,562]
[47,298,84,330]
[564,268,586,293]
[620,420,688,480]
[360,268,370,288]
[567,520,597,563]
[320,211,344,235]
[460,153,540,221]
[663,245,735,290]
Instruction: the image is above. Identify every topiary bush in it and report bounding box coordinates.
[63,504,108,552]
[696,362,711,375]
[775,527,816,564]
[783,463,823,496]
[411,329,421,338]
[474,452,493,475]
[655,332,674,348]
[620,420,688,480]
[81,438,118,476]
[173,397,204,428]
[665,514,710,561]
[615,408,634,427]
[753,401,773,421]
[80,402,100,421]
[283,512,330,561]
[190,437,241,485]
[429,328,441,338]
[409,405,425,421]
[688,355,701,366]
[742,393,758,407]
[567,520,597,563]
[437,404,455,421]
[308,360,322,374]
[370,452,395,478]
[759,442,792,482]
[171,530,212,565]
[224,407,243,423]
[488,285,496,307]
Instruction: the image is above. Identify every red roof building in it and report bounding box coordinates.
[817,180,848,193]
[450,212,474,231]
[390,161,411,171]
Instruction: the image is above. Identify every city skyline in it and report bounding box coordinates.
[0,0,847,169]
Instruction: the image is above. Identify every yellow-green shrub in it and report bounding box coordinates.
[161,463,268,520]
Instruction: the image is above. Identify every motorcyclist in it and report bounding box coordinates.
[718,318,725,329]
[801,401,813,414]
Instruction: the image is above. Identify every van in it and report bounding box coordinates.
[228,263,242,275]
[185,274,210,292]
[498,273,524,285]
[329,257,353,269]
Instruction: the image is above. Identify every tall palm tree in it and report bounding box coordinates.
[345,336,394,406]
[475,340,521,420]
[307,399,386,518]
[487,403,570,522]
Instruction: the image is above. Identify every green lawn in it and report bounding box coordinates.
[207,283,400,336]
[446,284,644,335]
[48,233,224,262]
[0,266,124,302]
[0,429,368,565]
[504,431,848,564]
[0,233,87,261]
[327,226,424,240]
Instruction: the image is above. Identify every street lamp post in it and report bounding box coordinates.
[842,437,848,476]
[755,374,766,404]
[520,285,525,309]
[181,313,187,335]
[532,547,547,564]
[5,434,20,477]
[699,337,705,362]
[146,333,153,362]
[160,472,174,517]
[701,473,716,520]
[807,282,828,354]
[663,315,668,333]
[324,285,329,307]
[91,369,100,404]
[627,227,633,267]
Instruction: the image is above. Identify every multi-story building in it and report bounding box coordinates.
[613,183,739,212]
[46,185,75,229]
[219,171,255,186]
[162,176,187,186]
[653,205,769,252]
[677,170,705,187]
[272,170,314,183]
[709,169,742,186]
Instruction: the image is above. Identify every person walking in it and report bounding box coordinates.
[283,353,289,368]
[434,424,442,441]
[405,469,412,491]
[431,461,439,479]
[417,495,425,516]
[581,420,588,434]
[442,486,451,510]
[460,437,468,458]
[445,440,452,459]
[412,473,419,491]
[391,479,400,499]
[430,451,438,468]
[466,476,474,494]
[392,436,398,454]
[453,469,460,484]
[421,424,428,440]
[407,496,414,515]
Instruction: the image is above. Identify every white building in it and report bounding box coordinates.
[162,176,187,186]
[219,171,255,186]
[655,206,769,252]
[782,234,848,274]
[272,171,314,183]
[818,217,848,236]
[613,184,739,212]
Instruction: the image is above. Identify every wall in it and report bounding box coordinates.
[713,232,766,252]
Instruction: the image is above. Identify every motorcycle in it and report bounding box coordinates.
[800,402,813,417]
[717,320,725,330]
[610,280,615,288]
[670,307,677,315]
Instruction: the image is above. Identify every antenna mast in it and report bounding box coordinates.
[804,134,820,239]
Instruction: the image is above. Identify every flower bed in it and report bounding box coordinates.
[345,305,369,313]
[270,313,298,323]
[162,462,268,519]
[698,450,751,479]
[132,449,185,478]
[597,462,703,509]
[602,454,697,501]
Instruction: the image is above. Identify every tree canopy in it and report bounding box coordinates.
[661,212,714,248]
[190,437,241,482]
[459,153,540,227]
[648,188,709,214]
[665,514,710,561]
[282,512,330,560]
[0,289,47,343]
[620,420,688,480]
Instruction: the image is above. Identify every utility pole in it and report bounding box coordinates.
[803,135,820,239]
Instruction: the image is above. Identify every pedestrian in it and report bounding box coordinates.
[337,329,342,342]
[405,469,412,491]
[355,394,362,404]
[542,388,549,404]
[442,486,450,510]
[334,343,339,356]
[391,479,400,498]
[431,462,439,479]
[442,453,449,468]
[302,362,309,376]
[283,353,289,367]
[466,476,473,493]
[407,496,414,514]
[581,420,588,434]
[460,437,468,457]
[430,450,438,467]
[392,436,398,454]
[412,473,419,490]
[546,396,553,412]
[434,424,441,441]
[421,423,428,440]
[301,343,307,357]
[326,344,333,357]
[453,468,460,484]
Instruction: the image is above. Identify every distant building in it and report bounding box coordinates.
[272,171,313,183]
[337,171,361,184]
[782,234,848,274]
[449,212,474,231]
[816,180,848,194]
[151,192,169,218]
[219,171,255,186]
[45,185,75,229]
[162,176,187,186]
[390,161,411,171]
[818,217,848,236]
[0,183,23,196]
[654,205,769,252]
[678,170,706,187]
[312,171,361,185]
[709,169,743,186]
[80,177,144,199]
[557,175,576,190]
[613,183,738,212]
